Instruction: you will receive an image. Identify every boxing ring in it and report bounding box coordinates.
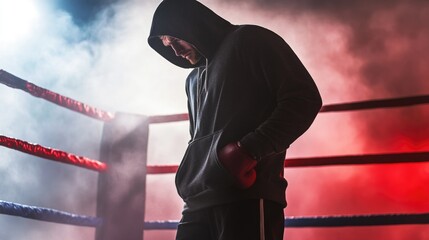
[1,69,429,239]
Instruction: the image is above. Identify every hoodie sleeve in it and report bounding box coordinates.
[239,27,322,160]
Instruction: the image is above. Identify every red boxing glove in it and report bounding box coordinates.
[217,141,257,189]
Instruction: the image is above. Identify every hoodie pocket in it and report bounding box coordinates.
[175,130,234,200]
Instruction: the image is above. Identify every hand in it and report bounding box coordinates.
[217,141,257,189]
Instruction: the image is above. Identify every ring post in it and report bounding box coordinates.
[95,113,149,240]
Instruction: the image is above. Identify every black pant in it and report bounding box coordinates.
[176,199,284,240]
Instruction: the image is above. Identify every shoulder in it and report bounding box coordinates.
[231,25,284,43]
[234,25,275,35]
[224,25,289,58]
[225,25,288,54]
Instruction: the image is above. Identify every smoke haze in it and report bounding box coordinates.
[0,0,428,239]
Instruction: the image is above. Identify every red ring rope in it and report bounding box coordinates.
[146,152,429,174]
[0,70,115,122]
[0,135,107,172]
[320,95,429,112]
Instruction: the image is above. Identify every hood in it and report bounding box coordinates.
[148,0,235,68]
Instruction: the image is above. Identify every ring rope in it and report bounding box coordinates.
[284,151,429,168]
[148,113,189,124]
[1,70,427,124]
[285,213,429,227]
[145,94,429,124]
[0,135,107,172]
[146,152,429,174]
[0,69,115,122]
[3,200,427,229]
[320,94,429,112]
[143,212,429,230]
[147,165,178,174]
[0,200,102,227]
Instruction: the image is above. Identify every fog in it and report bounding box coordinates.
[0,0,428,239]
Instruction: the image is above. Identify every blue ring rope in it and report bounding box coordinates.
[285,213,429,227]
[0,200,102,227]
[2,202,428,230]
[143,212,429,230]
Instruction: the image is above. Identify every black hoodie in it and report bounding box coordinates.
[148,0,322,212]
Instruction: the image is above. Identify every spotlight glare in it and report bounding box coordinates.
[0,0,40,44]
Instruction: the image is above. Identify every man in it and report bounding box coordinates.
[148,0,322,239]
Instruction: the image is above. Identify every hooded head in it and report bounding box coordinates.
[148,0,235,68]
